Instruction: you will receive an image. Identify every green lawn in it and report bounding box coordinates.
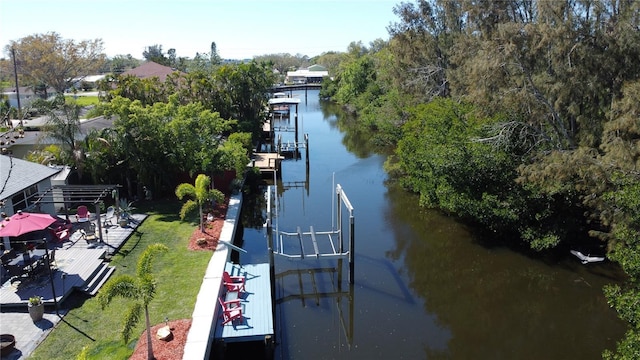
[29,199,210,360]
[65,95,100,107]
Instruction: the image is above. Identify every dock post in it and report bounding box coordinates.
[294,111,299,146]
[337,258,343,292]
[349,212,355,284]
[94,203,104,243]
[305,133,309,165]
[267,206,277,344]
[265,335,275,360]
[337,189,343,254]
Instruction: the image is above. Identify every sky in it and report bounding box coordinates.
[0,0,401,60]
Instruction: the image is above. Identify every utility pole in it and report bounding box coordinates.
[11,46,22,126]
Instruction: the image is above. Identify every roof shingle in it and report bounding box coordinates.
[0,155,61,200]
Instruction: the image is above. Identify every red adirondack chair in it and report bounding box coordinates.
[75,206,90,223]
[218,297,243,325]
[222,271,246,293]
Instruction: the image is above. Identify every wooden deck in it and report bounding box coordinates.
[214,262,274,344]
[0,213,147,307]
[251,153,284,177]
[67,213,147,255]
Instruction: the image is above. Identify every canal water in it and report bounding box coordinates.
[236,89,628,359]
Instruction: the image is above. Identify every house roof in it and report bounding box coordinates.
[0,155,61,201]
[1,86,58,96]
[286,69,329,78]
[71,75,106,83]
[121,61,184,82]
[308,64,327,72]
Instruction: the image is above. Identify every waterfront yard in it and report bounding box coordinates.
[29,199,213,360]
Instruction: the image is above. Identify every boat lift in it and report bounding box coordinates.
[266,181,356,349]
[266,183,355,284]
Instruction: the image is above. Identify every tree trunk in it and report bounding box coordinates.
[199,204,204,232]
[145,306,155,360]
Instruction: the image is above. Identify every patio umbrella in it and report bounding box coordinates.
[0,210,58,238]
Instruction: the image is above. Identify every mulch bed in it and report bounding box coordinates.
[129,319,191,360]
[130,197,229,359]
[187,197,229,251]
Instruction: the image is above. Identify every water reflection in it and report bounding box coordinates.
[238,90,627,360]
[384,183,625,358]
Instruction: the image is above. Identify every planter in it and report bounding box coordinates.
[0,334,15,356]
[28,302,44,322]
[118,216,129,227]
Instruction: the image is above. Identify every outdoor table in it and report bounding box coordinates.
[7,249,47,270]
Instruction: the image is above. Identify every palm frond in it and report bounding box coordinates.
[121,302,143,343]
[136,243,168,279]
[175,183,195,200]
[179,199,198,220]
[97,275,138,309]
[194,174,211,201]
[207,188,225,204]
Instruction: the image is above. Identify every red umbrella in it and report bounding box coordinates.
[0,210,58,237]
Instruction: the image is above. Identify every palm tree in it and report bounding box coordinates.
[97,243,168,360]
[37,97,89,178]
[175,173,224,232]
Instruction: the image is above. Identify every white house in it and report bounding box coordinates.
[0,155,61,216]
[286,64,329,84]
[1,87,58,109]
[69,74,107,90]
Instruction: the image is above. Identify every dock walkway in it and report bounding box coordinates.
[214,263,273,343]
[183,191,275,359]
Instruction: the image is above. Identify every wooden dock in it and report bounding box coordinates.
[214,262,274,344]
[251,153,284,177]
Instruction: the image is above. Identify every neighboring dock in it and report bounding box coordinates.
[252,91,310,178]
[251,152,284,178]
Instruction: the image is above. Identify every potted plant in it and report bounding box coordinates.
[28,295,44,322]
[117,199,135,227]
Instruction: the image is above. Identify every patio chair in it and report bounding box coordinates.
[218,297,243,325]
[21,252,32,270]
[28,259,47,278]
[81,224,98,244]
[222,271,246,293]
[103,206,115,227]
[47,249,57,271]
[76,206,90,223]
[3,263,23,279]
[0,249,15,266]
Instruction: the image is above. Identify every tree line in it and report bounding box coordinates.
[34,59,275,200]
[0,34,316,95]
[320,0,640,358]
[0,32,277,200]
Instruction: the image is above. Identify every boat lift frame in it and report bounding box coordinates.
[266,183,355,284]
